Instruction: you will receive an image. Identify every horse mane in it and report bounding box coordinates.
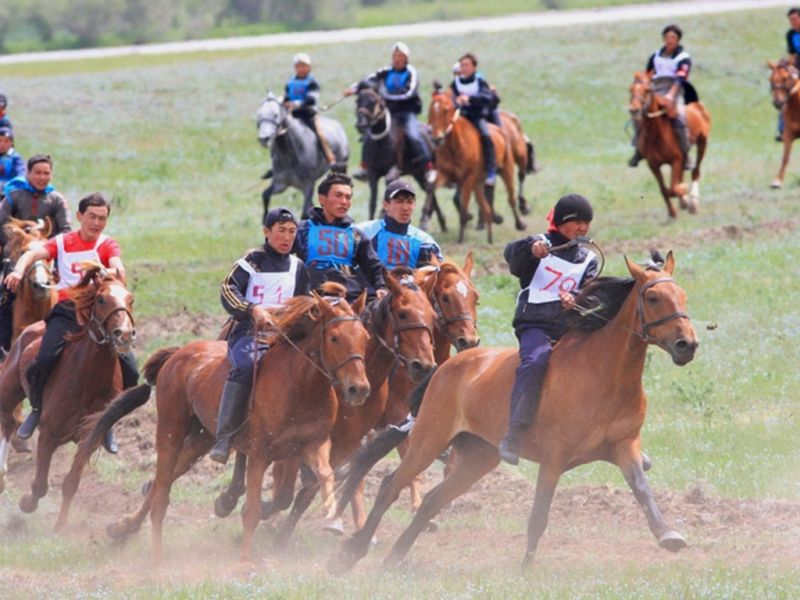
[416,260,476,295]
[68,262,121,326]
[269,282,349,345]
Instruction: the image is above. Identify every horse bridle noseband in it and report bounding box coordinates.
[259,97,289,137]
[88,305,135,347]
[357,89,392,140]
[637,277,690,343]
[24,260,54,290]
[314,314,366,388]
[372,296,434,369]
[771,69,800,106]
[431,97,461,142]
[425,269,477,346]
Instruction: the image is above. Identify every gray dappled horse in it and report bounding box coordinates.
[256,93,349,218]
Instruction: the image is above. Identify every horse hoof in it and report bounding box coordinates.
[419,217,430,232]
[658,530,687,552]
[106,519,131,540]
[688,197,699,214]
[214,494,237,518]
[515,219,527,231]
[476,221,485,231]
[771,179,782,189]
[425,520,438,533]
[679,196,689,210]
[521,551,535,568]
[519,201,531,216]
[322,517,345,537]
[327,549,357,576]
[141,479,152,497]
[19,494,38,514]
[492,213,504,225]
[641,451,652,472]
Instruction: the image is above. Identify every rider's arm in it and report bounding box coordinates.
[303,78,320,109]
[345,67,388,96]
[107,256,126,283]
[52,193,72,235]
[220,257,253,321]
[3,245,50,292]
[354,229,386,292]
[504,235,545,288]
[11,154,25,178]
[0,197,13,245]
[788,30,797,62]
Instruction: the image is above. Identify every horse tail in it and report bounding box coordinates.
[75,384,152,464]
[143,346,179,385]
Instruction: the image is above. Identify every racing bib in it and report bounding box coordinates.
[55,234,106,291]
[306,222,355,269]
[377,230,421,269]
[525,251,594,305]
[243,255,298,309]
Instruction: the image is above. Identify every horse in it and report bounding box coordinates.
[212,268,439,543]
[328,252,699,573]
[0,265,135,518]
[82,283,371,563]
[257,93,349,220]
[353,84,446,231]
[629,72,711,217]
[428,89,525,244]
[1,218,57,453]
[768,60,800,189]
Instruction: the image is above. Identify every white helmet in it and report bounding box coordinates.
[392,42,410,58]
[452,61,461,75]
[293,52,311,66]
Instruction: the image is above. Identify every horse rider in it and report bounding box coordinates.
[0,127,25,190]
[292,172,388,303]
[451,53,498,186]
[7,193,139,453]
[284,52,337,167]
[629,24,694,170]
[357,179,442,275]
[210,207,312,464]
[346,42,436,184]
[0,155,72,353]
[777,8,800,141]
[498,194,598,465]
[0,94,11,132]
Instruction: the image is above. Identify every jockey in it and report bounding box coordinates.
[0,94,11,131]
[451,53,498,186]
[629,24,693,169]
[778,8,800,140]
[0,155,71,247]
[292,172,387,303]
[210,207,312,464]
[284,52,337,167]
[6,193,139,453]
[357,179,442,277]
[498,194,599,465]
[0,127,25,190]
[346,42,436,184]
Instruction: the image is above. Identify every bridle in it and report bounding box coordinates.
[356,88,392,140]
[430,96,461,143]
[636,277,690,343]
[314,313,367,387]
[770,67,800,108]
[372,293,434,369]
[88,304,135,347]
[23,260,55,295]
[258,96,289,137]
[424,268,477,346]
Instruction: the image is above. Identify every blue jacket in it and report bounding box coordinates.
[357,216,442,269]
[0,149,25,188]
[284,75,321,118]
[359,65,422,114]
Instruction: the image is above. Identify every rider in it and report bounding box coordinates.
[778,8,800,141]
[346,42,436,184]
[0,94,11,131]
[210,207,312,464]
[293,172,388,303]
[284,52,337,167]
[7,193,139,453]
[357,179,442,275]
[0,127,25,190]
[451,53,497,186]
[498,194,599,465]
[629,24,693,170]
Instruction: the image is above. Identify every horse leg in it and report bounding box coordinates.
[302,182,315,220]
[383,433,499,567]
[501,165,525,231]
[261,183,275,222]
[11,404,31,453]
[523,462,562,566]
[214,451,247,518]
[474,183,493,244]
[457,182,472,244]
[517,169,530,216]
[0,435,11,494]
[647,162,676,219]
[55,443,93,532]
[274,476,320,548]
[397,436,422,511]
[688,135,706,214]
[617,443,686,552]
[299,438,335,518]
[241,452,270,563]
[369,175,379,220]
[262,458,300,521]
[19,431,58,514]
[350,479,367,530]
[773,133,793,189]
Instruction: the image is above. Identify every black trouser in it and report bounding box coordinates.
[26,301,139,411]
[0,290,15,353]
[466,115,496,175]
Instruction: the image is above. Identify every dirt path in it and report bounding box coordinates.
[0,0,788,66]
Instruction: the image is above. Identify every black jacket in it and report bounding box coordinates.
[505,231,599,339]
[450,74,494,120]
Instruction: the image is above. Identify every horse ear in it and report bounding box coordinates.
[315,293,337,320]
[462,252,474,278]
[624,255,646,281]
[384,269,403,296]
[351,289,367,315]
[40,217,53,239]
[768,60,776,69]
[663,251,675,275]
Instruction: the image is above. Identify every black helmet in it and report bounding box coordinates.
[553,193,593,225]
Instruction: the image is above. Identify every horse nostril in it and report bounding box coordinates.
[113,328,124,339]
[409,359,423,373]
[347,386,358,398]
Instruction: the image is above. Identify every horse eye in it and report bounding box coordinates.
[331,335,338,343]
[97,296,106,304]
[441,295,450,304]
[398,312,408,320]
[646,295,659,304]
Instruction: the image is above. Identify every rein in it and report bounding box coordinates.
[372,295,434,368]
[431,98,461,142]
[88,305,135,346]
[771,71,800,106]
[357,90,392,140]
[424,267,476,344]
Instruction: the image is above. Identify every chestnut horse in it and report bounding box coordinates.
[0,266,135,517]
[329,252,698,573]
[82,284,371,563]
[768,60,800,189]
[428,89,526,244]
[629,72,710,217]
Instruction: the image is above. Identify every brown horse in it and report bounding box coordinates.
[498,109,536,215]
[0,265,134,513]
[329,252,698,573]
[629,72,710,217]
[428,89,526,243]
[83,284,371,563]
[213,268,439,542]
[768,60,800,189]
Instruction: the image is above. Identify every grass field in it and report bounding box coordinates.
[1,4,799,598]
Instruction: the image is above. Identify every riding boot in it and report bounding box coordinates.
[673,119,693,170]
[525,138,536,173]
[16,362,48,440]
[313,115,336,166]
[480,134,497,186]
[498,423,526,466]
[352,162,368,182]
[628,149,644,168]
[209,380,251,465]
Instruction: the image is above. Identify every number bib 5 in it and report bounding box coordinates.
[525,252,594,305]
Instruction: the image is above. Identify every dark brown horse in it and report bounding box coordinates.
[427,90,525,243]
[214,268,439,543]
[0,265,134,517]
[83,284,371,563]
[329,253,698,573]
[768,60,800,189]
[629,72,710,217]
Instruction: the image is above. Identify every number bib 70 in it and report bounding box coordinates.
[526,252,594,305]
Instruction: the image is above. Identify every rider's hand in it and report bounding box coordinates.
[343,87,355,97]
[456,94,470,106]
[531,240,550,259]
[559,291,576,310]
[4,270,22,293]
[251,306,274,330]
[375,288,388,300]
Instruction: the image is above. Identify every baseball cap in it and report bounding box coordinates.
[0,127,12,138]
[384,179,416,201]
[264,207,298,228]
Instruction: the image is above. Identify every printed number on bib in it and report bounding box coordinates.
[526,253,593,305]
[317,230,350,258]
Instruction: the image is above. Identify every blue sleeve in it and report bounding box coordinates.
[12,155,26,178]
